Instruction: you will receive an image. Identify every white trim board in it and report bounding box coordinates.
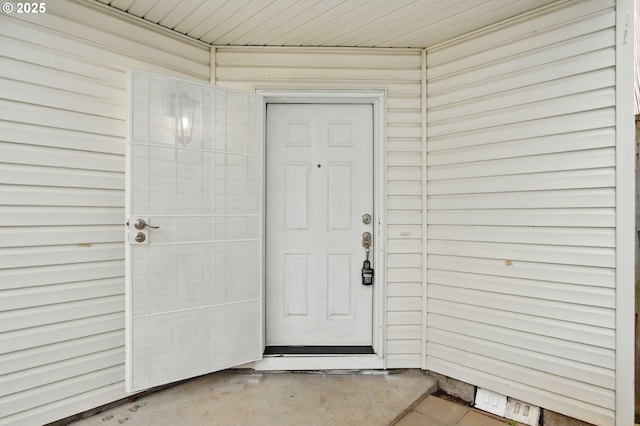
[614,0,636,424]
[254,356,384,371]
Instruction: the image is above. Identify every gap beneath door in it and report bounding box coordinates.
[264,346,375,355]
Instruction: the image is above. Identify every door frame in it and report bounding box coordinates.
[255,89,387,370]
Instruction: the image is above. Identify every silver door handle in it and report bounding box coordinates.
[133,218,159,230]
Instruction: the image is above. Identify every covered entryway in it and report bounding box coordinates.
[1,1,634,425]
[265,103,374,350]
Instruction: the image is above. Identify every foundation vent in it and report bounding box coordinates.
[474,387,507,417]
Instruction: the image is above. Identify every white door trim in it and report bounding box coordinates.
[255,89,387,370]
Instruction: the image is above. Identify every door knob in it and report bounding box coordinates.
[133,218,159,230]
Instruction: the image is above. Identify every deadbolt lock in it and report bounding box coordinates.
[362,232,372,249]
[134,232,146,243]
[362,214,372,225]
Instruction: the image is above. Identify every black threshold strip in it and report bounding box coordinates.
[264,346,375,355]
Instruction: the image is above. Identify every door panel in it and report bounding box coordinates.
[126,72,263,392]
[266,104,374,346]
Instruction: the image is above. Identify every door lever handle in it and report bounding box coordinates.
[133,218,159,230]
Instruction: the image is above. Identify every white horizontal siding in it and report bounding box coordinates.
[425,0,617,425]
[215,47,424,368]
[0,1,209,424]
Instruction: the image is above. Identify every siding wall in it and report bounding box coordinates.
[214,47,424,368]
[425,1,617,424]
[0,2,210,425]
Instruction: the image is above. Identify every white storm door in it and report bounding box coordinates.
[266,104,374,346]
[126,71,263,392]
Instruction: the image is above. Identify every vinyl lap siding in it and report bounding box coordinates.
[214,47,424,367]
[425,1,616,425]
[0,2,209,424]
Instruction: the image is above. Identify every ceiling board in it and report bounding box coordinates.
[93,0,560,49]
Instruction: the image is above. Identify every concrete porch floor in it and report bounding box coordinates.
[68,370,517,426]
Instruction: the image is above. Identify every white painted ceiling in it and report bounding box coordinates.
[92,0,559,48]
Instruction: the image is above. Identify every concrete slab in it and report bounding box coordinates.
[395,411,446,426]
[393,394,530,426]
[457,410,512,426]
[412,396,468,425]
[70,370,437,426]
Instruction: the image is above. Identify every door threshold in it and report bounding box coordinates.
[254,354,383,371]
[264,346,374,356]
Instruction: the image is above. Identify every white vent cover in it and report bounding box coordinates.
[474,388,507,417]
[505,398,541,426]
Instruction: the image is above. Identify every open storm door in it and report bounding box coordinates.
[125,71,263,392]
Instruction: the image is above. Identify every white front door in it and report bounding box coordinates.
[126,72,263,392]
[266,103,374,347]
